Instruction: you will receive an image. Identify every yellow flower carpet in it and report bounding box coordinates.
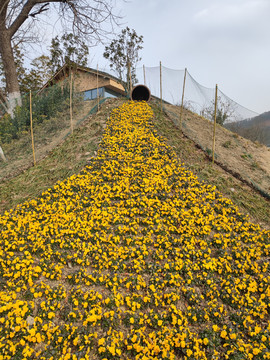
[0,101,269,359]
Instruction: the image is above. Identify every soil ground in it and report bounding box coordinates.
[0,98,125,213]
[164,103,270,198]
[0,99,99,182]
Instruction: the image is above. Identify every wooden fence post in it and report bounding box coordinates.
[70,71,73,134]
[160,61,162,112]
[212,84,218,163]
[97,64,99,111]
[143,65,146,86]
[30,90,36,166]
[128,61,132,99]
[179,68,187,132]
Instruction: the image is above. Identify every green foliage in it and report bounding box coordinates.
[13,45,28,94]
[23,55,53,93]
[0,83,70,143]
[222,140,232,148]
[203,96,235,126]
[0,45,52,95]
[49,33,89,73]
[103,27,143,94]
[0,114,16,143]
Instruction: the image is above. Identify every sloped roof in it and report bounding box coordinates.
[39,62,125,93]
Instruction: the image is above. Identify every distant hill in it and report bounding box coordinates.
[226,111,270,147]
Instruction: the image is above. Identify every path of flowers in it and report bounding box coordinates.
[0,101,269,360]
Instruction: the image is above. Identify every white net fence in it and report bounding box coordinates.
[134,65,259,122]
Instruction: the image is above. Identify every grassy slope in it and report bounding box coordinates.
[151,103,270,227]
[0,101,269,360]
[0,98,269,227]
[0,98,125,213]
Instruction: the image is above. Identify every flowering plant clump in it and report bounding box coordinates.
[0,101,269,360]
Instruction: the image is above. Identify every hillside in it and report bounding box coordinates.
[163,103,270,201]
[226,111,270,147]
[0,98,103,182]
[0,101,269,360]
[0,98,125,211]
[0,97,270,227]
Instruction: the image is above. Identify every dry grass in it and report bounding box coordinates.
[0,98,125,214]
[151,102,270,227]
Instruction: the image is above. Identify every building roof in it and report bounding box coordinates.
[39,62,126,95]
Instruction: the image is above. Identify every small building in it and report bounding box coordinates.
[39,63,126,100]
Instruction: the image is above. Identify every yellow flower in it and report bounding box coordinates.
[203,338,209,345]
[186,349,193,356]
[220,330,227,339]
[48,312,55,319]
[98,338,105,346]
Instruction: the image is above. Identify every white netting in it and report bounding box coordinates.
[135,65,258,122]
[97,65,258,122]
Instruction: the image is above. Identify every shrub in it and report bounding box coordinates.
[0,83,71,143]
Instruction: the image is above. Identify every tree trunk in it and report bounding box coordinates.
[0,28,22,115]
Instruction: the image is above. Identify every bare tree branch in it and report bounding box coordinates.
[29,3,49,17]
[9,0,62,37]
[0,0,121,114]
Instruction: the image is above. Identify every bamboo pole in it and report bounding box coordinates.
[160,61,162,112]
[128,61,132,99]
[143,65,146,85]
[179,68,187,132]
[70,71,73,134]
[97,64,99,111]
[29,90,36,166]
[212,84,218,164]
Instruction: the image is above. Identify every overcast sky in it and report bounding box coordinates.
[38,0,270,114]
[92,0,270,114]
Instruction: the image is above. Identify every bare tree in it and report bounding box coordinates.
[202,96,236,126]
[0,0,119,114]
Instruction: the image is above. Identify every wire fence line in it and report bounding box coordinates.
[98,63,259,121]
[0,63,263,182]
[134,65,259,122]
[0,79,102,181]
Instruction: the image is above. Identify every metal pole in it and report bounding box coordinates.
[179,68,187,132]
[30,90,36,166]
[70,71,73,134]
[160,61,162,111]
[212,84,218,164]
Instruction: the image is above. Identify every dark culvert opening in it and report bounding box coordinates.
[131,85,151,102]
